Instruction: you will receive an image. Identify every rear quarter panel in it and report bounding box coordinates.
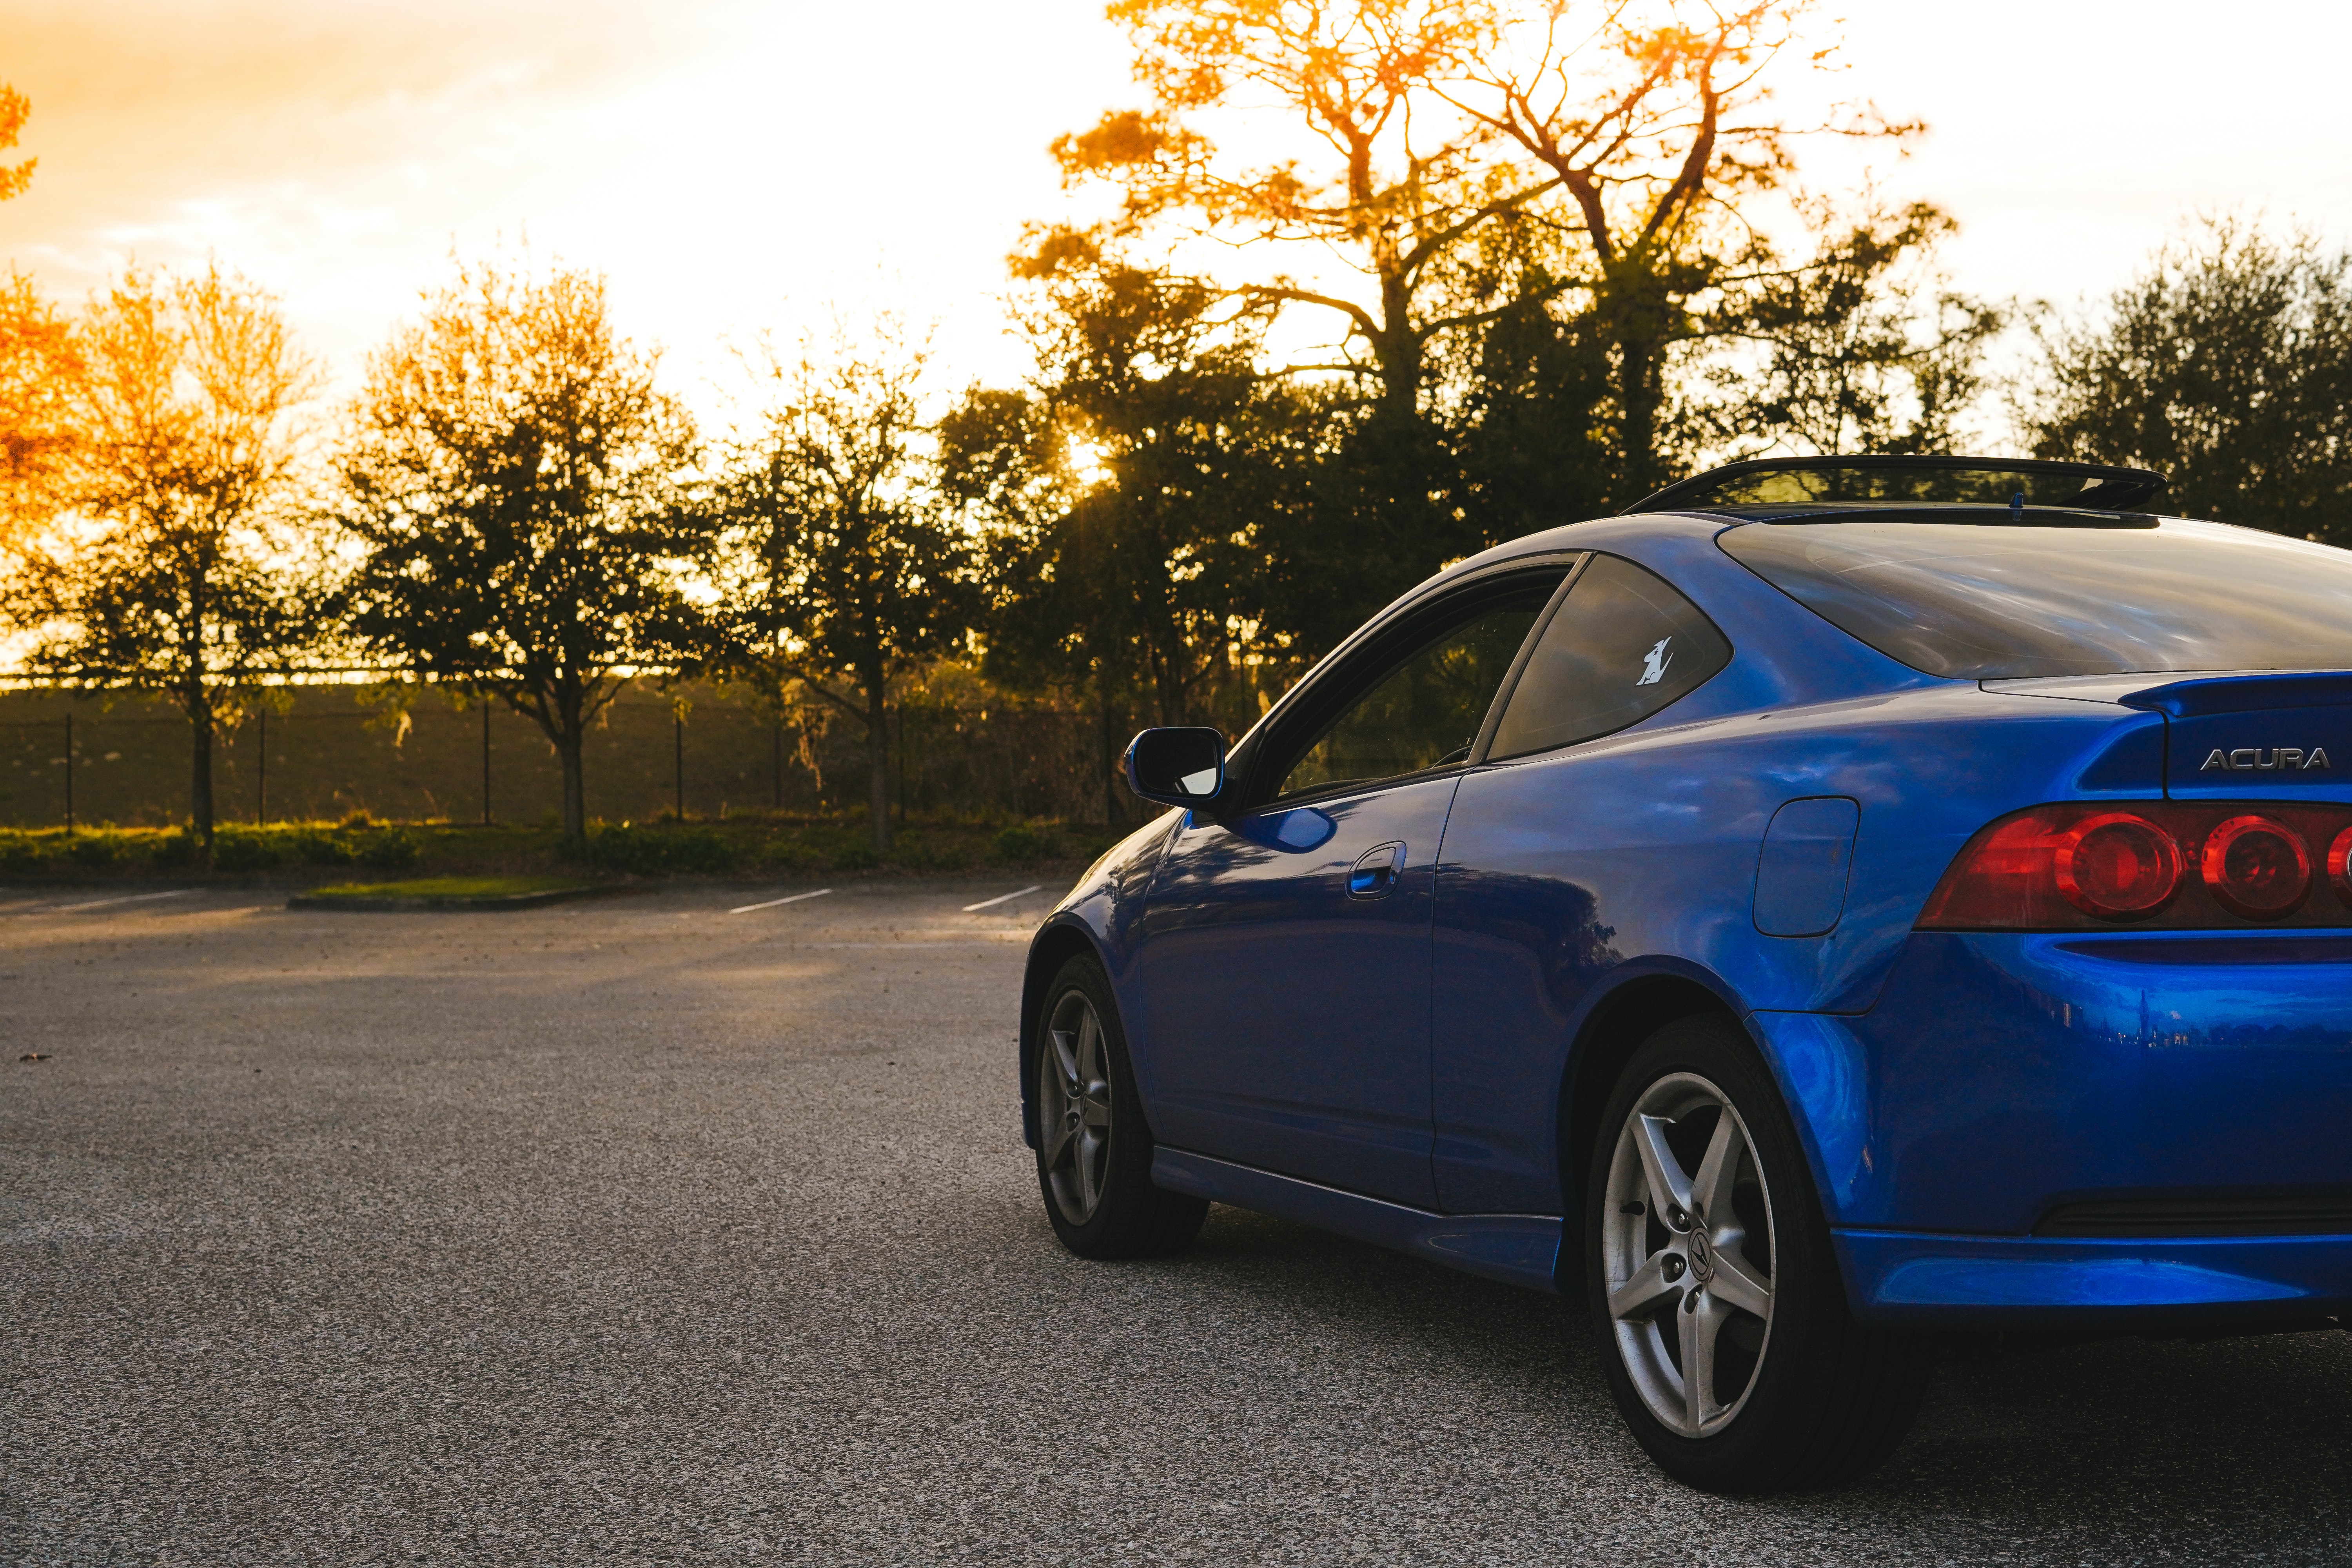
[1428,525,2175,1219]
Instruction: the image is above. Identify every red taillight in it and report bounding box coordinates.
[1920,802,2352,931]
[2054,813,2181,918]
[2201,815,2312,918]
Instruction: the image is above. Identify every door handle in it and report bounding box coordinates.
[1348,841,1407,899]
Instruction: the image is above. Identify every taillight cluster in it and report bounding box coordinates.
[1919,802,2352,931]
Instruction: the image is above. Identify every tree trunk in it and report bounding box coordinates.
[554,702,587,845]
[1374,276,1420,428]
[1617,331,1663,501]
[862,662,891,854]
[542,670,592,845]
[188,686,216,849]
[1604,261,1673,503]
[555,732,586,843]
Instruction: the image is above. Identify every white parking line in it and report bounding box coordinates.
[730,887,834,915]
[962,884,1044,913]
[798,936,1029,948]
[44,889,198,913]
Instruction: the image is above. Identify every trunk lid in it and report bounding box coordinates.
[1983,670,2352,802]
[2120,671,2352,802]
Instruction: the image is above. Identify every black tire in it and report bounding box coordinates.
[1033,953,1207,1259]
[1585,1013,1928,1493]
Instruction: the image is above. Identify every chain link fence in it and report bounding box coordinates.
[0,683,1129,829]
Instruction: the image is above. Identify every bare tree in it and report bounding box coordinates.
[1052,0,1543,423]
[1447,1,1920,494]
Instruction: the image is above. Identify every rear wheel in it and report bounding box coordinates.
[1034,953,1207,1259]
[1587,1014,1928,1492]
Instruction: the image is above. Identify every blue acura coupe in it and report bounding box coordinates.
[1016,455,2352,1492]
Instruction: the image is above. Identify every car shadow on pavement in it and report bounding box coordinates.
[1148,1200,2352,1555]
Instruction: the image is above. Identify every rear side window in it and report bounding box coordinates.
[1488,555,1731,759]
[1719,519,2352,678]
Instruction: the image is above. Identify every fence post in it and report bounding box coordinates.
[481,699,491,826]
[256,708,267,825]
[673,708,685,822]
[771,719,782,812]
[62,712,72,835]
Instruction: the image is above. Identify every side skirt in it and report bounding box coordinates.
[1151,1147,1564,1293]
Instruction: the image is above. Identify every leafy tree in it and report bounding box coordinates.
[1690,198,2001,459]
[1446,243,1617,543]
[944,385,1137,824]
[0,264,320,848]
[2022,217,2352,543]
[0,85,35,202]
[336,259,711,843]
[716,323,975,853]
[1044,0,1938,620]
[951,255,1320,755]
[0,92,69,540]
[935,383,1131,815]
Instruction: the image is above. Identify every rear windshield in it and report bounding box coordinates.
[1719,519,2352,679]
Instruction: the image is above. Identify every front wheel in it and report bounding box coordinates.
[1033,953,1207,1259]
[1587,1014,1928,1493]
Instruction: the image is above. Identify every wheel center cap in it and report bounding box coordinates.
[1687,1230,1713,1283]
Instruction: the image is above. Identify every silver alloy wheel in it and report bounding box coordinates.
[1040,989,1114,1224]
[1602,1071,1777,1437]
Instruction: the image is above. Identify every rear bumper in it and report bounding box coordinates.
[1750,931,2352,1327]
[1755,933,2352,1237]
[1837,1228,2352,1330]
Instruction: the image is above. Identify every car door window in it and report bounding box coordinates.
[1487,554,1730,760]
[1278,580,1559,799]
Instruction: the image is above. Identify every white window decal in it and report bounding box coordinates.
[1637,637,1673,687]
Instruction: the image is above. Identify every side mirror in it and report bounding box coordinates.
[1123,727,1227,809]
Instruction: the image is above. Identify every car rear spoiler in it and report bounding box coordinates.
[2116,672,2352,717]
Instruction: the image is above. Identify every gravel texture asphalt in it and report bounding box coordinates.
[4,881,2351,1566]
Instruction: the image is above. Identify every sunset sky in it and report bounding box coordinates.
[6,0,2350,426]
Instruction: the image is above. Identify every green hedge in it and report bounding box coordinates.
[586,824,739,875]
[0,816,1121,879]
[0,824,428,873]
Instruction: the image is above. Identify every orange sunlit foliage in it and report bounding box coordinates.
[0,85,34,202]
[1053,1,1920,493]
[0,273,82,542]
[0,87,61,541]
[3,263,319,846]
[1057,0,1507,420]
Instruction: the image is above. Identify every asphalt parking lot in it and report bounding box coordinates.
[4,882,2350,1566]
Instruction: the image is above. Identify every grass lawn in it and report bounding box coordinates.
[304,876,593,902]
